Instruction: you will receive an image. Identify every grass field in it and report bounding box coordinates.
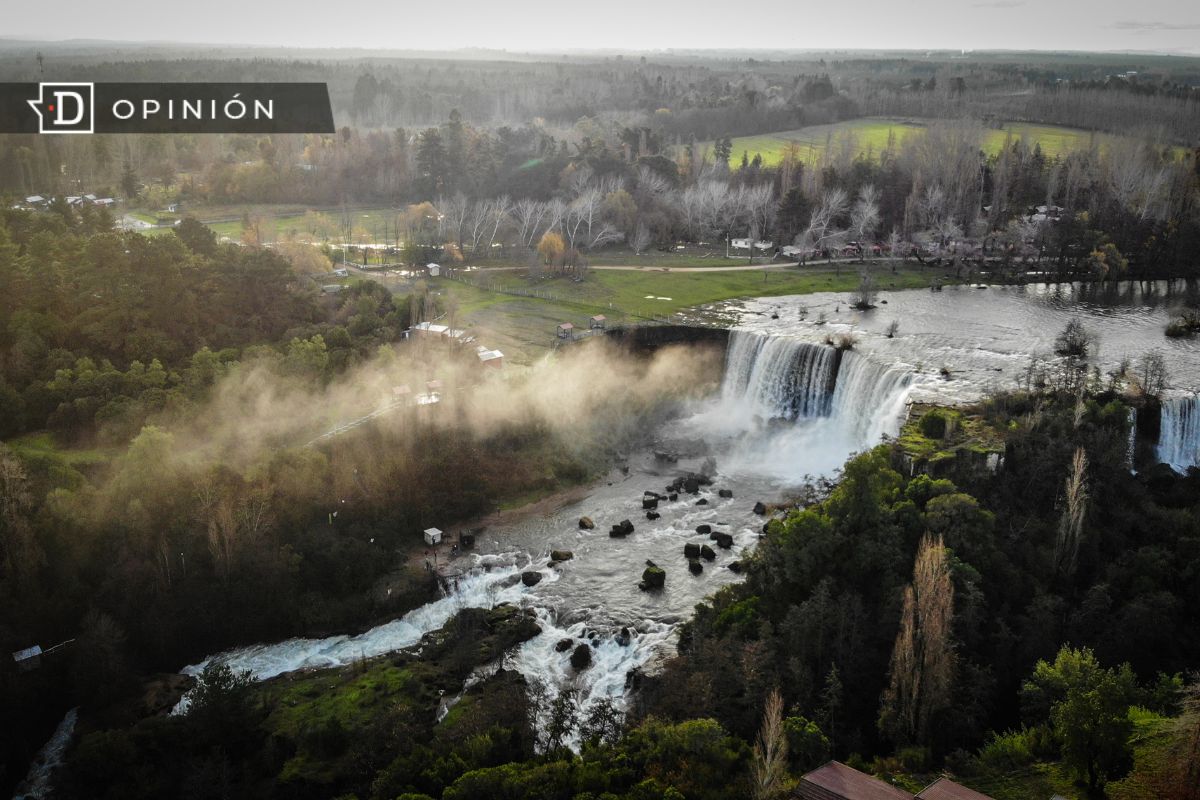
[701,117,1170,168]
[439,263,947,363]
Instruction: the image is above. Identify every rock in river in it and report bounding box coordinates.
[639,565,666,590]
[571,643,592,671]
[521,571,543,587]
[579,516,595,530]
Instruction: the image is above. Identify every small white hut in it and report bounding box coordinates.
[423,528,443,546]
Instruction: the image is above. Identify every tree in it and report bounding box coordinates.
[750,688,788,800]
[120,162,140,201]
[880,533,956,746]
[580,697,625,748]
[1021,646,1136,792]
[1055,319,1095,359]
[1054,448,1089,579]
[537,231,566,266]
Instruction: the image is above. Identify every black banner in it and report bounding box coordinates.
[0,82,335,134]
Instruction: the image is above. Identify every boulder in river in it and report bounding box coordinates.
[521,571,543,587]
[683,477,700,494]
[700,544,716,561]
[753,502,767,516]
[688,558,704,575]
[684,542,701,558]
[710,531,734,549]
[579,516,595,530]
[609,519,635,538]
[646,511,661,520]
[643,497,659,510]
[639,565,666,591]
[555,638,574,653]
[727,560,744,573]
[668,493,678,502]
[550,550,574,562]
[695,498,708,506]
[718,489,733,498]
[616,627,632,647]
[571,643,593,670]
[696,524,712,535]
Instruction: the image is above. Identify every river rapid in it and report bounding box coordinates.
[168,279,1200,741]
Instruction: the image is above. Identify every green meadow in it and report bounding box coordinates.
[703,117,1171,167]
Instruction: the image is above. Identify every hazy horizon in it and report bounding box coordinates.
[5,0,1200,56]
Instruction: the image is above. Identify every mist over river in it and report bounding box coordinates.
[177,279,1200,737]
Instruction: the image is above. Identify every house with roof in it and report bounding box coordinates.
[796,762,995,800]
[476,346,504,369]
[915,777,995,800]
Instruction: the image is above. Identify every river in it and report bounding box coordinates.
[172,279,1200,741]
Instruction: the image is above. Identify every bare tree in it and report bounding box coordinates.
[797,188,850,253]
[513,198,548,248]
[631,222,653,255]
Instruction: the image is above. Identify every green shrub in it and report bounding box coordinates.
[919,409,951,440]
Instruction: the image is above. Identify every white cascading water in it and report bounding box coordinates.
[172,327,917,742]
[720,331,838,419]
[1158,394,1200,471]
[706,330,915,479]
[826,349,915,445]
[173,554,557,711]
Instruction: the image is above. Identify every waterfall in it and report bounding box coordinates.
[721,330,912,440]
[708,330,915,479]
[721,330,839,420]
[1158,395,1200,471]
[827,350,915,445]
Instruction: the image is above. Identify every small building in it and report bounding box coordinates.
[321,284,344,294]
[12,645,43,672]
[916,778,996,800]
[476,346,504,369]
[427,263,441,277]
[797,761,915,800]
[23,195,46,206]
[590,314,606,330]
[797,761,996,800]
[557,322,575,339]
[423,527,443,546]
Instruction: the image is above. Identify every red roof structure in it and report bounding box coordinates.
[797,762,914,800]
[915,778,995,800]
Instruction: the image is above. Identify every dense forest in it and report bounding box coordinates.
[36,386,1200,800]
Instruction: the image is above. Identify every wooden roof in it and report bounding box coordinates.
[797,762,914,800]
[915,778,995,800]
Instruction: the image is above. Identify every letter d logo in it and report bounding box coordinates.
[28,83,94,134]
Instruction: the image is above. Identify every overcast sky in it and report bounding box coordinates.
[7,0,1200,54]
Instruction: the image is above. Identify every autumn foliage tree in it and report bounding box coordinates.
[537,230,566,266]
[879,533,956,747]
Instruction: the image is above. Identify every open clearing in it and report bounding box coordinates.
[438,263,945,363]
[698,116,1174,167]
